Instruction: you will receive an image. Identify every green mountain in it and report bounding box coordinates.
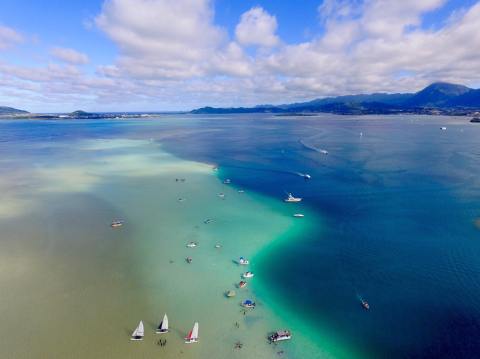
[0,106,29,115]
[191,82,480,115]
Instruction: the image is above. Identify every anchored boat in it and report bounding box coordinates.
[242,299,256,308]
[156,313,169,333]
[238,257,249,265]
[268,330,291,343]
[242,271,254,278]
[131,321,144,341]
[185,322,199,344]
[110,219,124,228]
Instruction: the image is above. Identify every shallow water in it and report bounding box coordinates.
[1,114,480,358]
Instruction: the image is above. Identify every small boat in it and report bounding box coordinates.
[186,242,198,248]
[320,149,329,155]
[214,243,222,248]
[204,218,214,224]
[238,189,245,193]
[303,173,312,179]
[361,299,370,310]
[238,281,247,289]
[238,257,249,265]
[242,271,254,278]
[186,257,193,264]
[178,198,186,202]
[293,213,304,218]
[110,219,124,228]
[284,193,302,203]
[226,290,236,298]
[223,179,231,184]
[242,299,256,308]
[440,126,447,130]
[131,321,144,341]
[185,322,199,344]
[268,330,292,343]
[156,313,169,334]
[218,193,225,199]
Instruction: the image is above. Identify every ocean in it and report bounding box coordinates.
[0,114,479,358]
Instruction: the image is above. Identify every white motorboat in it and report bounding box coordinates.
[284,193,302,202]
[238,257,249,265]
[268,330,292,342]
[186,242,198,248]
[293,213,305,218]
[242,271,254,278]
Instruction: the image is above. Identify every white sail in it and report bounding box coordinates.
[185,322,199,343]
[131,321,144,340]
[157,313,169,333]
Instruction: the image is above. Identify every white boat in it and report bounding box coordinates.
[268,330,291,342]
[440,126,447,130]
[238,257,249,265]
[293,213,305,218]
[320,149,329,155]
[242,271,254,278]
[111,219,124,228]
[156,313,169,334]
[284,193,302,202]
[303,173,312,179]
[186,242,198,248]
[238,189,245,193]
[131,321,144,341]
[223,179,231,184]
[218,193,225,198]
[185,322,199,344]
[215,243,222,248]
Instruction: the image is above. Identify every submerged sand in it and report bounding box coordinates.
[0,137,354,358]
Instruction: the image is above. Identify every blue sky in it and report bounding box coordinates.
[1,0,480,112]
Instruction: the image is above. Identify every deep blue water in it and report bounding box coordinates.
[2,114,480,358]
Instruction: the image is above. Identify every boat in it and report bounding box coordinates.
[303,173,312,179]
[440,126,447,130]
[223,179,231,184]
[238,257,249,265]
[185,322,199,344]
[242,299,256,308]
[361,299,370,310]
[131,321,144,341]
[186,242,198,248]
[293,213,304,218]
[238,281,247,288]
[268,330,292,343]
[242,271,254,278]
[226,290,236,298]
[320,149,329,155]
[156,314,169,334]
[186,257,193,264]
[204,218,214,224]
[110,219,124,228]
[238,189,245,193]
[284,193,302,202]
[218,193,225,199]
[214,243,222,248]
[178,198,186,202]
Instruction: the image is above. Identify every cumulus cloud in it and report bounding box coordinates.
[0,25,23,50]
[2,0,480,111]
[51,47,90,65]
[235,6,279,47]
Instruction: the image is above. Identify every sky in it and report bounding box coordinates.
[0,0,480,112]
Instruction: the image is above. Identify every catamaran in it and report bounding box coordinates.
[284,193,302,202]
[131,321,144,341]
[185,322,199,343]
[156,314,169,334]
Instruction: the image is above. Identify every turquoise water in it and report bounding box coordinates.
[1,114,480,358]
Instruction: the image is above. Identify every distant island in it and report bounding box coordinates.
[191,82,480,116]
[2,82,480,119]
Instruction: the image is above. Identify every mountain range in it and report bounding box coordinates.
[191,82,480,115]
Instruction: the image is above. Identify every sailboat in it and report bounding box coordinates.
[130,321,144,341]
[185,322,199,343]
[156,313,169,334]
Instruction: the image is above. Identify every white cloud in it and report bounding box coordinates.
[235,6,279,47]
[2,0,480,112]
[50,47,90,65]
[0,25,23,50]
